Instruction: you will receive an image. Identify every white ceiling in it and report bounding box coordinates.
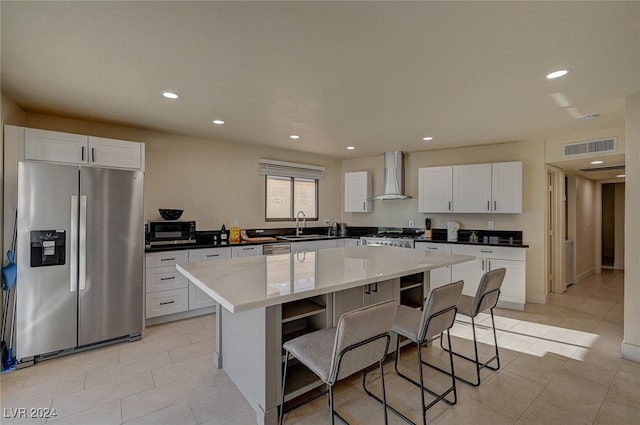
[2,2,639,177]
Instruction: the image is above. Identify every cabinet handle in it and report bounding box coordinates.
[242,248,252,251]
[160,257,176,261]
[488,260,491,270]
[487,201,490,211]
[160,276,175,281]
[81,146,85,161]
[91,147,96,163]
[448,201,451,211]
[160,300,175,306]
[365,284,371,295]
[427,247,438,250]
[206,254,220,257]
[480,249,493,253]
[363,202,366,211]
[372,282,378,293]
[494,201,497,211]
[482,259,485,271]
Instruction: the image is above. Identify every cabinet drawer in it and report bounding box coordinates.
[415,242,452,252]
[188,247,231,263]
[451,245,525,261]
[146,251,188,268]
[231,245,263,257]
[146,266,188,293]
[145,288,188,318]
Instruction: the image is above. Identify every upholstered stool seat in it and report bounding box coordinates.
[280,299,398,425]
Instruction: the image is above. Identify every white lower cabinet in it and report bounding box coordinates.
[231,245,263,257]
[188,247,231,310]
[290,239,338,253]
[145,251,189,319]
[146,288,189,318]
[450,245,526,310]
[414,242,453,290]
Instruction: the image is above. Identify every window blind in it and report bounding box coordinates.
[259,159,325,180]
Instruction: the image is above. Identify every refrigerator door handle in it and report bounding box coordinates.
[79,195,88,291]
[70,195,79,292]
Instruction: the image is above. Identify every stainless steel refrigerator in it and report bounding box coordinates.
[16,161,144,362]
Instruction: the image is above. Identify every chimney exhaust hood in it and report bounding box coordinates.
[370,151,412,200]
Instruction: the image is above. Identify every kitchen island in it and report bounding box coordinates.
[176,245,473,425]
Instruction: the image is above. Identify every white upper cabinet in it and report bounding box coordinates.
[344,171,372,213]
[453,163,492,213]
[24,128,87,165]
[87,136,144,170]
[418,166,453,213]
[491,161,522,213]
[22,127,144,170]
[419,161,522,214]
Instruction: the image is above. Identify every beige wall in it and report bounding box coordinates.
[18,113,342,230]
[342,140,547,304]
[614,182,625,269]
[623,93,640,361]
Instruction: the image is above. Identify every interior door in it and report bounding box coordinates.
[78,167,144,346]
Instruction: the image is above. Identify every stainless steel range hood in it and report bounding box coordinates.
[370,151,412,200]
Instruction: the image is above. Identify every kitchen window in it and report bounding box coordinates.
[259,159,324,222]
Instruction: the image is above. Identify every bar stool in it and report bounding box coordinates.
[279,299,398,425]
[441,267,506,387]
[368,280,464,425]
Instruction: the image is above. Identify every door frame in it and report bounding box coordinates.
[546,165,566,293]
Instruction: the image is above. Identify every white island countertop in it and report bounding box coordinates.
[177,245,473,313]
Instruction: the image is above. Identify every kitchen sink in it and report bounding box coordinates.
[277,234,334,241]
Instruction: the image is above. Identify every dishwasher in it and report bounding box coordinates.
[263,243,291,255]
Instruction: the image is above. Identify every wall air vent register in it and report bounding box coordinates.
[562,137,617,158]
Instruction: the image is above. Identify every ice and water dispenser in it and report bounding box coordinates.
[30,230,66,267]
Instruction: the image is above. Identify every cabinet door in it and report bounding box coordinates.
[415,242,452,289]
[365,280,395,305]
[88,136,143,170]
[231,245,263,257]
[345,171,372,212]
[489,258,525,305]
[492,161,522,213]
[24,128,88,164]
[146,288,189,318]
[345,238,360,247]
[333,287,364,325]
[453,163,492,213]
[188,248,230,310]
[418,166,453,213]
[451,256,485,297]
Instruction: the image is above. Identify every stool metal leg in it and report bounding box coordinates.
[440,309,501,387]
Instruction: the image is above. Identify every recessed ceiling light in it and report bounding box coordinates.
[161,91,180,99]
[546,69,571,80]
[617,174,626,178]
[423,136,433,141]
[290,135,300,140]
[212,120,225,125]
[346,146,355,150]
[590,160,604,165]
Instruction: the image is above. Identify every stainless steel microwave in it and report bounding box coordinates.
[147,220,196,246]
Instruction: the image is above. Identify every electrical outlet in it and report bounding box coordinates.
[233,218,239,227]
[488,220,494,230]
[409,219,415,227]
[323,218,330,225]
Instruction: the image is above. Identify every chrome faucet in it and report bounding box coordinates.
[295,210,306,236]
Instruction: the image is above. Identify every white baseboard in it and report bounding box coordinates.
[622,342,640,363]
[576,268,595,283]
[527,294,547,304]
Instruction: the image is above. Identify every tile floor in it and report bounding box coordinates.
[1,270,638,424]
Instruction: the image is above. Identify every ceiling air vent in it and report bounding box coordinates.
[578,164,625,173]
[562,137,617,158]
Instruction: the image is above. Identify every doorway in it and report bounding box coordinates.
[601,182,625,270]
